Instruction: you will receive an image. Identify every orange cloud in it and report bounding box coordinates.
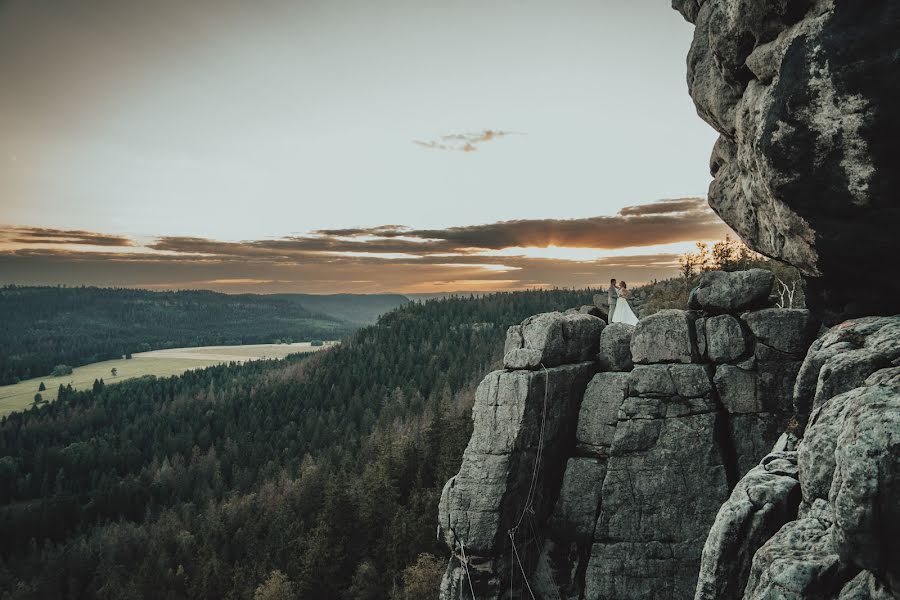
[0,198,729,293]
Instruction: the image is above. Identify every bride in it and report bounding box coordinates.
[610,281,638,325]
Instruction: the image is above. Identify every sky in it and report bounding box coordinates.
[0,0,721,294]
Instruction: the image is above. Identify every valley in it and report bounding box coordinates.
[0,342,337,416]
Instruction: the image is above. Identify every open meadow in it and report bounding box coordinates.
[0,341,336,416]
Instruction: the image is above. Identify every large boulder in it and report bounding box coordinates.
[631,310,698,364]
[504,312,605,369]
[706,314,749,363]
[830,385,900,587]
[693,269,774,314]
[597,322,635,372]
[694,451,801,600]
[675,1,900,323]
[742,309,818,357]
[742,500,852,600]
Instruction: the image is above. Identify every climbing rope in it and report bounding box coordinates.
[506,363,551,599]
[459,539,477,600]
[511,363,550,533]
[509,531,538,600]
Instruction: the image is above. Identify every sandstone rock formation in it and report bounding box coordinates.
[504,312,605,370]
[673,0,900,323]
[693,315,900,599]
[693,269,774,315]
[694,450,801,600]
[439,283,821,599]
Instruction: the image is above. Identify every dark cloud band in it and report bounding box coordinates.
[1,226,135,247]
[0,198,728,292]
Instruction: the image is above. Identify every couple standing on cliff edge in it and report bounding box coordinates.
[608,278,638,325]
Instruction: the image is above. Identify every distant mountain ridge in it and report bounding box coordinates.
[271,293,409,325]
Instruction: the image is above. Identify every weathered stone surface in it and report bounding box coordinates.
[502,348,543,370]
[504,325,524,357]
[503,312,605,369]
[696,316,708,358]
[830,385,900,586]
[706,314,748,363]
[547,457,606,543]
[597,322,635,372]
[742,500,852,600]
[837,571,895,600]
[866,366,900,388]
[714,366,761,414]
[793,316,900,416]
[631,309,697,364]
[575,372,629,457]
[676,0,900,322]
[587,411,731,600]
[693,269,774,315]
[630,364,713,400]
[798,387,865,509]
[694,451,801,600]
[566,304,607,320]
[438,363,595,598]
[743,309,818,356]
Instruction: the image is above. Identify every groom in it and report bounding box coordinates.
[607,278,618,318]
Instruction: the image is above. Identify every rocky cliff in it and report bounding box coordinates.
[437,2,899,597]
[674,2,900,596]
[672,0,900,324]
[438,272,823,599]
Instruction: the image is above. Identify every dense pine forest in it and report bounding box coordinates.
[0,286,376,386]
[0,288,597,600]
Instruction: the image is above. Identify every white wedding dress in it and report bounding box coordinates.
[611,289,638,325]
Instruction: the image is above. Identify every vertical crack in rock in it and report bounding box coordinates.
[713,396,741,491]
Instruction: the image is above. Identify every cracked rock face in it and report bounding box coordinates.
[700,315,900,599]
[694,451,801,600]
[675,0,900,323]
[438,363,596,599]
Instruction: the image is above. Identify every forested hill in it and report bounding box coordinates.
[271,293,409,325]
[0,288,596,600]
[0,286,359,385]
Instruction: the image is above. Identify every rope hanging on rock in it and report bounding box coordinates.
[511,363,550,534]
[506,363,550,600]
[459,539,478,600]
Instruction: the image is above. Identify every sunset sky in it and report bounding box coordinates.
[0,0,721,293]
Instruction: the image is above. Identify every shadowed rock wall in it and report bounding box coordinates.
[673,0,900,323]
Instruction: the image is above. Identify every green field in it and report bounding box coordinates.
[0,342,335,417]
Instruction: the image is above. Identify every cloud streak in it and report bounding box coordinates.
[413,129,524,152]
[0,198,729,293]
[0,226,135,247]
